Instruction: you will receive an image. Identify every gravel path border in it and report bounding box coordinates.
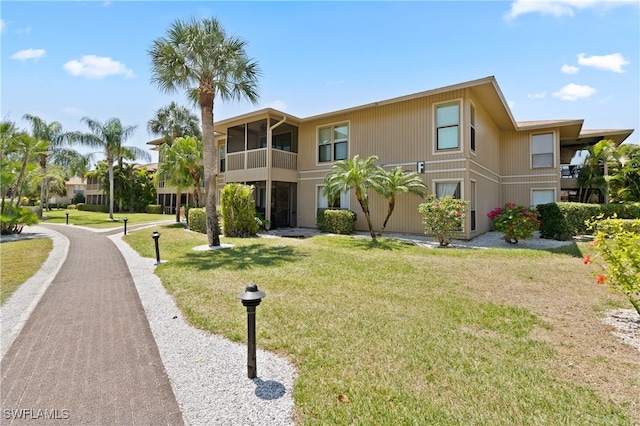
[109,233,297,425]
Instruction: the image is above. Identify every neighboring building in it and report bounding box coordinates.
[84,163,158,207]
[48,176,86,205]
[155,76,634,238]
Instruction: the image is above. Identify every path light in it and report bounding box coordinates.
[65,211,69,225]
[237,283,266,379]
[152,231,161,265]
[123,217,128,235]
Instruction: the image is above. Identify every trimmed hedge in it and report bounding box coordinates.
[188,207,206,234]
[146,204,163,214]
[76,203,109,213]
[317,209,357,234]
[538,202,640,240]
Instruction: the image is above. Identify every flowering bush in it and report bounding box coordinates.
[584,217,640,314]
[418,195,468,247]
[487,203,540,244]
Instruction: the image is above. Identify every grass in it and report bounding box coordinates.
[0,238,53,305]
[42,209,169,228]
[124,226,640,425]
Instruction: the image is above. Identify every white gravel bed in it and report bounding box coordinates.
[110,234,297,426]
[0,226,69,359]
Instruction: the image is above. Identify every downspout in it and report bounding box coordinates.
[266,116,287,228]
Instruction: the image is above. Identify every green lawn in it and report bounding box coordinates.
[0,238,53,305]
[42,210,171,228]
[124,225,640,425]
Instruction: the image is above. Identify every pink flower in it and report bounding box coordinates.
[596,274,607,285]
[583,255,591,265]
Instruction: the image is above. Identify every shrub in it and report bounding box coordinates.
[585,216,640,314]
[316,209,357,234]
[537,203,571,240]
[1,205,39,235]
[418,195,468,247]
[188,207,206,234]
[488,203,539,244]
[221,183,259,237]
[72,193,85,204]
[146,204,163,214]
[76,203,109,213]
[67,204,77,210]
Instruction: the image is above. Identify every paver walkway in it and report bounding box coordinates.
[1,224,183,425]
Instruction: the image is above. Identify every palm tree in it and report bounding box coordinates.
[609,144,640,202]
[23,114,85,217]
[147,101,201,144]
[69,117,150,220]
[379,167,427,233]
[578,139,617,203]
[323,155,385,239]
[149,17,260,247]
[156,136,204,211]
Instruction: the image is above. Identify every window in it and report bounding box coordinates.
[470,104,476,152]
[532,189,555,206]
[219,145,226,172]
[470,181,476,231]
[532,133,554,168]
[318,123,348,163]
[436,103,459,150]
[317,186,349,209]
[435,181,461,199]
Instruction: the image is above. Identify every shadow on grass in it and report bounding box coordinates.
[543,241,584,258]
[174,243,305,270]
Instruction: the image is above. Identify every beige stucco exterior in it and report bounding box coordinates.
[161,76,632,238]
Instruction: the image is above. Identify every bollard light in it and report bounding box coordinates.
[65,211,69,225]
[123,217,128,235]
[151,231,161,265]
[237,283,266,379]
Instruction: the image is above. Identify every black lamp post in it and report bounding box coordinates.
[123,217,128,235]
[151,231,161,264]
[237,283,266,379]
[65,211,69,225]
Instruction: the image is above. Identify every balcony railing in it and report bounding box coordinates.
[227,148,297,172]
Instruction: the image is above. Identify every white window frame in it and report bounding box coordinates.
[316,185,349,210]
[317,121,350,164]
[433,179,463,199]
[433,98,463,155]
[530,132,556,169]
[531,188,556,206]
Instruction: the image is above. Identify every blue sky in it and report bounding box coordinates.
[2,0,639,163]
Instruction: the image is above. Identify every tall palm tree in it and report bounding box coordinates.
[69,117,150,220]
[23,114,85,217]
[156,136,204,209]
[323,155,385,239]
[379,167,427,233]
[147,101,201,144]
[578,139,617,203]
[149,17,260,247]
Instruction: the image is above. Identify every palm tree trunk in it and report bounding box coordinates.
[381,197,396,233]
[356,191,376,239]
[108,161,114,220]
[175,190,181,223]
[201,88,220,246]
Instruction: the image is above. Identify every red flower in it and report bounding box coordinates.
[596,274,607,285]
[583,255,591,264]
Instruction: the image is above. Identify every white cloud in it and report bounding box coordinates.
[11,48,46,61]
[0,19,6,33]
[505,0,637,20]
[528,91,547,100]
[561,64,580,74]
[553,83,597,101]
[63,55,135,79]
[577,53,629,73]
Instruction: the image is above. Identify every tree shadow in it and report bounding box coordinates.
[174,243,305,270]
[542,241,584,258]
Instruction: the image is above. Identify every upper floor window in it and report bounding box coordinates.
[436,102,459,150]
[219,145,226,173]
[531,133,554,168]
[318,123,348,163]
[470,104,476,152]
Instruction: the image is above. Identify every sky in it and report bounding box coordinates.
[2,0,639,165]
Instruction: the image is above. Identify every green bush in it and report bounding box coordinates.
[538,202,640,239]
[76,203,109,213]
[537,203,572,240]
[221,183,259,237]
[316,209,357,234]
[67,204,77,210]
[188,207,206,234]
[146,204,163,214]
